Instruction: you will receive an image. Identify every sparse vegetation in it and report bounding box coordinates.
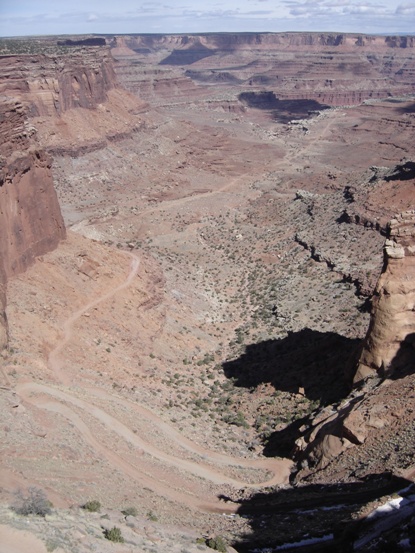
[1,32,399,553]
[121,506,138,517]
[103,526,124,542]
[206,536,227,552]
[11,487,52,517]
[81,499,101,512]
[147,510,158,521]
[45,539,59,552]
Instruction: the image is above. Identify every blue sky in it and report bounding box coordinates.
[0,1,414,37]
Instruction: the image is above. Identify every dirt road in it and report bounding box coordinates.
[16,250,292,513]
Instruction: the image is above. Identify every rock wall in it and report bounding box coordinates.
[113,33,415,107]
[0,42,149,349]
[0,43,147,154]
[354,210,415,383]
[114,32,415,52]
[0,46,117,116]
[0,97,66,349]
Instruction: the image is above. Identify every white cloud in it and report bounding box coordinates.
[396,3,415,15]
[0,0,412,36]
[284,0,406,21]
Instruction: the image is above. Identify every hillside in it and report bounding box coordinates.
[0,33,414,552]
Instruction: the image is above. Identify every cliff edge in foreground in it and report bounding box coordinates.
[0,97,66,349]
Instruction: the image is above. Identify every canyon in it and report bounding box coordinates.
[0,33,414,552]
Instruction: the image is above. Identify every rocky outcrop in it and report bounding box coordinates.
[292,212,415,475]
[0,42,148,155]
[0,97,66,349]
[354,211,415,383]
[0,46,117,116]
[0,41,150,348]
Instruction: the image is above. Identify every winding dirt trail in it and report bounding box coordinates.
[48,253,140,385]
[16,250,292,513]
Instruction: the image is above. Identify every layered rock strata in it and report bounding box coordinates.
[112,33,415,107]
[0,97,66,349]
[0,46,116,116]
[0,44,147,154]
[354,210,415,383]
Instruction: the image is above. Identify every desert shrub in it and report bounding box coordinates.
[45,539,59,552]
[121,506,138,517]
[11,487,52,517]
[103,526,124,542]
[81,499,101,512]
[206,536,227,552]
[147,510,158,521]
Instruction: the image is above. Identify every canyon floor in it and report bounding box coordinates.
[1,46,415,550]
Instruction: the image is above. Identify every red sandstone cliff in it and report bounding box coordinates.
[0,46,116,116]
[114,32,415,52]
[0,97,66,349]
[0,44,147,154]
[354,210,415,383]
[0,42,149,348]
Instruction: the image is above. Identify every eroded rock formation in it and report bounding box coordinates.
[293,212,415,474]
[354,210,415,383]
[0,46,116,116]
[0,97,65,350]
[0,43,147,154]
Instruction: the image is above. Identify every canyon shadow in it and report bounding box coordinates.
[222,328,360,405]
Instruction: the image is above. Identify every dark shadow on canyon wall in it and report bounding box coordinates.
[222,328,360,406]
[384,160,415,181]
[160,43,215,65]
[238,91,330,122]
[396,101,415,114]
[230,473,413,552]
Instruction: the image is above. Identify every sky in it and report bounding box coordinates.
[0,0,414,38]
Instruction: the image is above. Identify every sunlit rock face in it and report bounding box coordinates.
[354,210,415,384]
[0,97,65,349]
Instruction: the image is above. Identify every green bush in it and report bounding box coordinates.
[121,506,138,517]
[81,500,101,512]
[11,487,52,517]
[207,536,227,552]
[103,526,124,543]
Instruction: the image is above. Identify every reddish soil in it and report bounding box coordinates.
[1,35,414,550]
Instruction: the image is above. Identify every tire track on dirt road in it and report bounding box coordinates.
[17,249,292,512]
[48,253,140,385]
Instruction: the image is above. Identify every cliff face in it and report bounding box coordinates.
[354,210,415,383]
[113,32,415,107]
[0,97,66,349]
[0,47,116,116]
[115,32,415,52]
[0,43,147,155]
[0,42,149,349]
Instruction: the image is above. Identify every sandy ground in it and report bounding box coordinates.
[1,53,414,549]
